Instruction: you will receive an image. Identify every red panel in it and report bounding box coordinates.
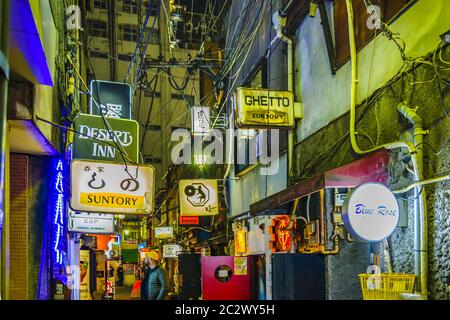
[201,256,251,300]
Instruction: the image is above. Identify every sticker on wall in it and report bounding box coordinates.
[234,257,248,276]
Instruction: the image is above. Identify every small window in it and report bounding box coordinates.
[171,94,195,106]
[144,157,162,164]
[144,88,161,98]
[171,126,187,132]
[88,20,108,38]
[146,125,161,131]
[145,29,160,45]
[89,50,108,59]
[121,24,139,42]
[122,0,138,14]
[118,54,133,61]
[93,0,107,10]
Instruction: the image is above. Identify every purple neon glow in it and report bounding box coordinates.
[10,0,53,86]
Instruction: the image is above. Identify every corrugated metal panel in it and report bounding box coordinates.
[9,154,29,300]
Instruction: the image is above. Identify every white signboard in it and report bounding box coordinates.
[191,106,210,135]
[70,160,155,214]
[179,179,219,216]
[68,210,115,234]
[163,244,182,258]
[155,227,174,239]
[343,183,399,242]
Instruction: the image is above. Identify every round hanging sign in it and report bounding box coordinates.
[343,182,399,242]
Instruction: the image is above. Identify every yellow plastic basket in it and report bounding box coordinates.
[359,273,416,300]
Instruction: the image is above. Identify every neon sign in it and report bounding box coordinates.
[50,158,67,279]
[274,216,292,252]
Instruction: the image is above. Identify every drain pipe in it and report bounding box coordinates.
[344,0,428,298]
[273,10,295,180]
[397,102,429,298]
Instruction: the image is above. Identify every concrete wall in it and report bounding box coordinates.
[295,0,450,141]
[292,0,450,299]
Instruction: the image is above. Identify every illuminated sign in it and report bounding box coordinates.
[155,227,174,239]
[163,244,182,258]
[179,179,219,216]
[343,183,399,242]
[50,158,67,278]
[70,160,155,214]
[68,209,115,234]
[90,80,132,119]
[72,113,139,162]
[179,215,200,226]
[234,87,294,128]
[273,216,291,252]
[234,230,247,255]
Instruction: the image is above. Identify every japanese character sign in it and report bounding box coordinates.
[70,160,155,214]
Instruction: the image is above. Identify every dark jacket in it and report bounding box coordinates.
[140,265,167,300]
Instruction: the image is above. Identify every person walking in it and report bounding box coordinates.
[140,251,168,300]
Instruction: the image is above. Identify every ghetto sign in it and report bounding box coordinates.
[70,160,155,215]
[179,179,219,216]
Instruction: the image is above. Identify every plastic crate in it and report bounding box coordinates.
[359,273,416,300]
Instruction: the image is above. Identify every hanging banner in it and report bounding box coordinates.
[191,106,210,135]
[70,160,155,214]
[68,209,115,234]
[72,113,139,162]
[179,179,219,216]
[234,87,294,128]
[90,80,132,119]
[79,249,91,300]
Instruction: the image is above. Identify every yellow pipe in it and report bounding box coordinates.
[345,0,428,298]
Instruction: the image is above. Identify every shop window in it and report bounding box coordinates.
[334,0,416,69]
[121,24,139,42]
[88,20,107,38]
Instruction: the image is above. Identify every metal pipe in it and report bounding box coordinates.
[0,0,10,301]
[397,102,428,298]
[393,175,450,194]
[345,0,428,298]
[322,223,340,255]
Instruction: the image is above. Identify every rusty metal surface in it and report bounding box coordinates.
[250,149,391,215]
